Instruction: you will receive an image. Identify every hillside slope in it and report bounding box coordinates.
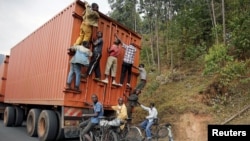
[131,61,250,141]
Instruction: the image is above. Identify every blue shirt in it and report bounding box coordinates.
[70,45,92,66]
[91,102,104,124]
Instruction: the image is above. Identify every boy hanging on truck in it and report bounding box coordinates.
[82,31,103,81]
[101,37,122,85]
[65,41,92,93]
[133,63,147,91]
[115,35,137,87]
[74,2,100,45]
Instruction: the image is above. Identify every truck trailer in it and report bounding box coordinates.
[0,0,142,140]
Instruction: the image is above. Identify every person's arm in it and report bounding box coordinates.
[132,65,139,70]
[82,101,97,117]
[146,110,155,119]
[121,43,128,49]
[114,34,122,43]
[84,1,90,11]
[140,104,150,111]
[82,103,102,117]
[93,38,102,46]
[68,45,77,51]
[114,34,126,48]
[82,112,98,117]
[111,105,118,111]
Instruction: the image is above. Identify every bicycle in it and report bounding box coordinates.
[139,119,174,141]
[111,118,143,141]
[79,116,118,141]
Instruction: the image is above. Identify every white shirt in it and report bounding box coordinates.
[141,104,158,122]
[139,67,147,80]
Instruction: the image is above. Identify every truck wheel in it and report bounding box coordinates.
[55,111,65,140]
[26,109,41,137]
[3,106,15,126]
[14,107,24,126]
[38,110,58,141]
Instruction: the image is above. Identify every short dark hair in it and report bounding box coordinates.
[150,103,155,107]
[91,3,99,10]
[114,39,121,45]
[82,41,89,48]
[118,97,123,101]
[139,64,144,68]
[91,94,98,98]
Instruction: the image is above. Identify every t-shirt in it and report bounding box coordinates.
[91,102,104,124]
[139,67,147,80]
[109,44,120,57]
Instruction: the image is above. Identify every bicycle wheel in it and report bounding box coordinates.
[103,130,118,141]
[119,125,129,140]
[157,125,170,140]
[92,129,101,141]
[79,133,87,141]
[125,126,143,141]
[79,129,85,141]
[150,125,159,141]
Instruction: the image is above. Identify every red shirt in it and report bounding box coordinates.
[109,44,120,57]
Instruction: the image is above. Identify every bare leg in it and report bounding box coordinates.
[84,134,92,141]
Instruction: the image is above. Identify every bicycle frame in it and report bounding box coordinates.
[139,122,174,141]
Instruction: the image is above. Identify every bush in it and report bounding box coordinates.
[219,61,247,87]
[203,44,233,75]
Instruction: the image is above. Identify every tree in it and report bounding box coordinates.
[108,0,141,32]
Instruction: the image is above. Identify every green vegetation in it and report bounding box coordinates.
[107,0,250,124]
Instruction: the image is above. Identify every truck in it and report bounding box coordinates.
[0,0,142,140]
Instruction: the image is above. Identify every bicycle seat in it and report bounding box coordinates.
[153,118,159,125]
[125,118,132,121]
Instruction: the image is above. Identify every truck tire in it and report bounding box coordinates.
[0,113,3,120]
[38,110,58,141]
[14,107,24,126]
[55,111,64,140]
[4,106,15,126]
[26,109,41,137]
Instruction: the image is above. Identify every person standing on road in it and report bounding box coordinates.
[139,102,158,141]
[79,94,104,141]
